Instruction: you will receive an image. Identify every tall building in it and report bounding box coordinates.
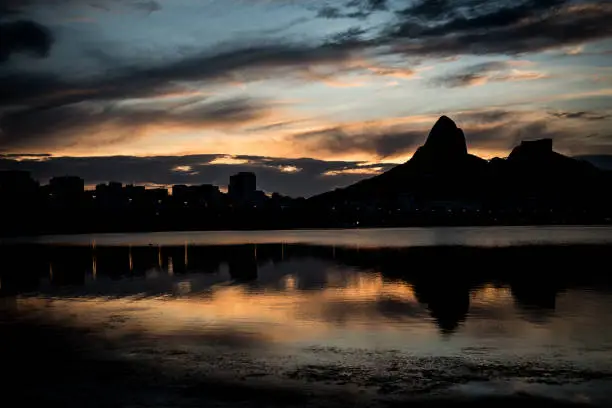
[229,172,256,202]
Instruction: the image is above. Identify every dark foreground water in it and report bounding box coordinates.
[2,227,612,407]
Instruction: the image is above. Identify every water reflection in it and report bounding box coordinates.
[1,243,611,337]
[2,243,612,376]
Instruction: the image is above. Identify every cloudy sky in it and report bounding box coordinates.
[1,0,612,196]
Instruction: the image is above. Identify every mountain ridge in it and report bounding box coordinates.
[309,116,608,211]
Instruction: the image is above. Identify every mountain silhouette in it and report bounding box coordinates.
[310,116,611,212]
[415,115,468,159]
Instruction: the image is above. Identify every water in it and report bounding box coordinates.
[5,225,612,247]
[2,227,612,407]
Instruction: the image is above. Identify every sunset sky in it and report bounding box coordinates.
[1,0,612,196]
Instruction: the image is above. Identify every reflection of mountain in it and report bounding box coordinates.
[2,243,612,334]
[413,281,470,335]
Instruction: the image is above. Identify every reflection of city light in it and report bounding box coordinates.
[184,243,188,267]
[146,268,160,280]
[284,275,296,291]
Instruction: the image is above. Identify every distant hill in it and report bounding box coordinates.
[575,155,612,171]
[309,116,611,213]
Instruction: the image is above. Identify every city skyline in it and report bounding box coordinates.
[1,0,612,196]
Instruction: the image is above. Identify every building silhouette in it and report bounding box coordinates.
[229,172,256,202]
[49,176,85,198]
[172,184,221,208]
[0,170,38,195]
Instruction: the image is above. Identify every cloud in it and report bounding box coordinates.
[292,126,426,158]
[387,1,612,56]
[0,20,54,62]
[316,0,388,20]
[454,109,519,124]
[0,154,397,197]
[290,108,612,159]
[433,61,548,87]
[129,0,161,14]
[0,0,161,14]
[0,97,273,151]
[0,42,359,109]
[549,111,612,121]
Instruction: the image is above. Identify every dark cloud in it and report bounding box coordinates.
[398,0,566,33]
[0,0,161,14]
[431,61,544,87]
[0,20,54,62]
[387,1,612,56]
[0,39,364,151]
[432,61,507,87]
[0,154,396,197]
[317,0,388,19]
[549,111,612,121]
[129,0,161,13]
[292,126,425,158]
[0,153,51,158]
[0,97,271,151]
[454,109,518,124]
[0,43,357,109]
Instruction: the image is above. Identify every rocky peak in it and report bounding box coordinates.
[421,116,468,158]
[508,139,553,160]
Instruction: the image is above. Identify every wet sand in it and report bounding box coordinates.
[2,310,608,408]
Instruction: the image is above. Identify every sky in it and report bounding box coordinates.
[1,0,612,196]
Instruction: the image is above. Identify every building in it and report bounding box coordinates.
[0,170,38,196]
[95,182,128,209]
[0,170,39,210]
[173,184,222,207]
[49,176,84,198]
[229,172,256,202]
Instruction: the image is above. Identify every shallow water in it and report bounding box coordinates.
[6,225,612,247]
[2,227,612,407]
